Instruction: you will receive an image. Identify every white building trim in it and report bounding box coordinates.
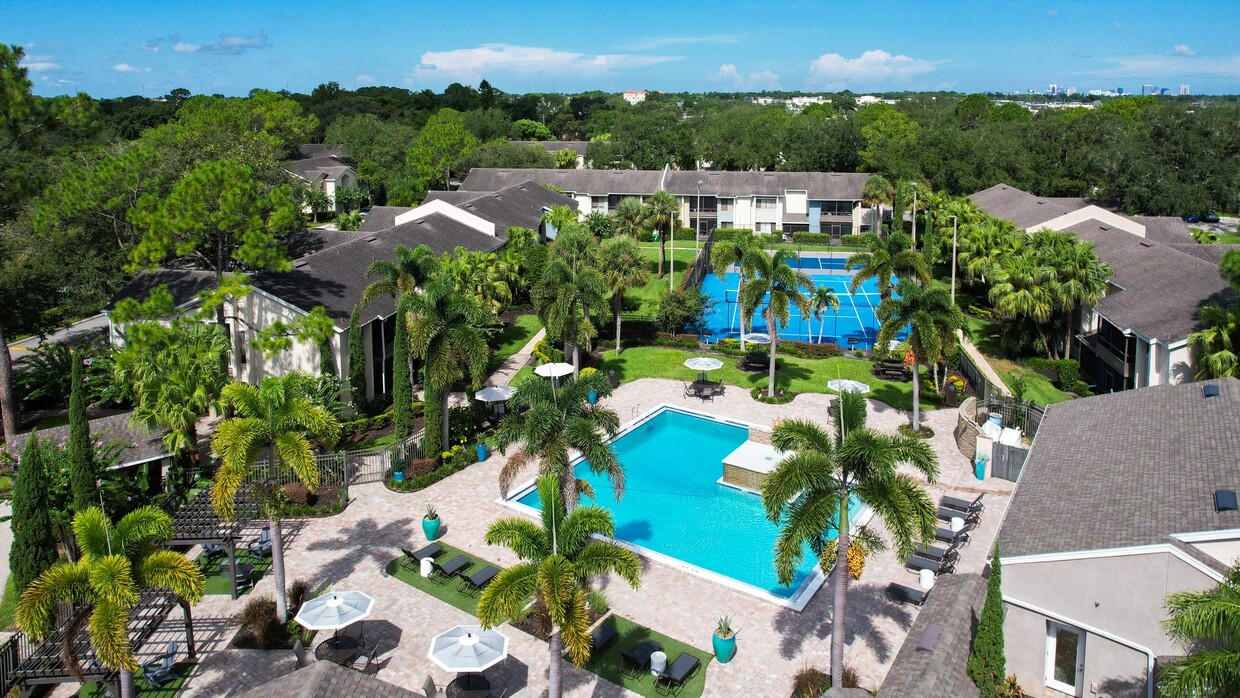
[394,199,496,237]
[1172,528,1240,543]
[1002,543,1226,583]
[1029,205,1147,238]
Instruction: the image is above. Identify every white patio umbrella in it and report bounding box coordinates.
[474,386,516,403]
[428,624,509,673]
[828,379,871,394]
[533,362,574,379]
[293,591,374,631]
[741,332,771,346]
[683,356,724,382]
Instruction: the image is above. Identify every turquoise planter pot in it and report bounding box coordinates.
[393,471,405,482]
[712,633,736,663]
[422,517,441,541]
[587,390,598,405]
[476,443,489,462]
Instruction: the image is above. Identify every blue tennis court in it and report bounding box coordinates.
[699,255,902,350]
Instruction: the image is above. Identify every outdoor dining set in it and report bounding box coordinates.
[683,356,726,401]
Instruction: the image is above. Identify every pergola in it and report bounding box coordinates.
[167,485,264,600]
[7,590,193,697]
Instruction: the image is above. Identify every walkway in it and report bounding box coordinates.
[491,327,544,386]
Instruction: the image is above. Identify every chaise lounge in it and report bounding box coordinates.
[940,492,985,515]
[457,565,499,595]
[620,638,663,679]
[431,555,470,583]
[886,582,930,606]
[655,653,701,695]
[400,543,443,569]
[907,550,958,575]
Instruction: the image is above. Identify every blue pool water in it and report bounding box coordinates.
[700,255,904,350]
[514,409,863,599]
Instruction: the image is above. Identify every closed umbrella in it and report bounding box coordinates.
[475,386,516,403]
[428,624,509,673]
[293,591,374,631]
[741,332,771,345]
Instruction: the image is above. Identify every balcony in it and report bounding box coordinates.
[1077,331,1130,378]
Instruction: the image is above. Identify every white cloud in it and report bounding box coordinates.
[1092,53,1240,78]
[805,49,935,89]
[168,32,269,56]
[1047,8,1058,16]
[628,34,739,50]
[20,54,60,72]
[714,63,781,91]
[354,74,376,86]
[173,41,200,54]
[113,63,152,73]
[1172,44,1197,57]
[408,44,681,84]
[141,39,162,52]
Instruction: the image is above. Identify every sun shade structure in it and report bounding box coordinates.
[533,362,574,379]
[683,357,724,372]
[828,379,870,394]
[293,591,375,631]
[741,332,771,345]
[474,386,516,403]
[428,625,509,672]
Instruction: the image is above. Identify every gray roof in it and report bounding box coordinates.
[511,140,590,156]
[1167,243,1240,265]
[284,228,359,259]
[459,168,870,201]
[423,179,578,232]
[358,206,415,233]
[234,660,420,698]
[1132,215,1195,245]
[106,269,216,311]
[286,155,354,182]
[970,183,1091,229]
[878,572,985,698]
[297,144,350,162]
[7,412,171,468]
[1064,220,1235,341]
[1000,378,1240,560]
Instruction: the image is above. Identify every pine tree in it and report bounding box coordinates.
[347,306,366,414]
[11,436,59,591]
[318,336,336,378]
[968,540,1007,696]
[423,379,442,458]
[392,295,415,438]
[67,352,97,513]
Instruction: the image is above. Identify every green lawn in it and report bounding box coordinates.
[963,315,1071,405]
[490,313,542,370]
[0,574,17,630]
[200,552,272,596]
[78,662,194,697]
[340,433,398,452]
[629,246,702,315]
[384,542,503,617]
[601,346,933,412]
[581,615,711,698]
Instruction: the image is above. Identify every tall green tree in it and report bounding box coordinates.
[304,188,331,222]
[845,231,930,300]
[967,542,1008,697]
[211,371,341,622]
[598,236,649,353]
[407,108,478,190]
[861,174,894,237]
[1159,563,1240,697]
[347,306,367,411]
[542,205,579,236]
[406,277,491,456]
[441,247,516,313]
[738,247,813,397]
[67,352,96,514]
[1189,304,1240,379]
[642,190,680,280]
[495,371,621,509]
[533,254,605,375]
[17,506,204,698]
[610,196,646,240]
[478,473,641,698]
[11,436,59,592]
[709,231,763,350]
[988,249,1057,353]
[361,243,440,310]
[876,281,964,430]
[762,390,938,688]
[810,285,841,345]
[1030,232,1112,359]
[392,294,415,438]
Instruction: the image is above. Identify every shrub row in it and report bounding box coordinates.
[839,234,867,247]
[790,232,832,244]
[386,456,475,493]
[714,337,843,358]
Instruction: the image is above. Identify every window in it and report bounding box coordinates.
[755,222,775,233]
[785,223,810,233]
[1045,622,1084,695]
[755,197,777,211]
[718,198,734,213]
[824,222,852,237]
[237,329,247,366]
[591,196,607,214]
[821,200,854,216]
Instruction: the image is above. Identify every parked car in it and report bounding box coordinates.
[1182,213,1201,223]
[1201,210,1221,223]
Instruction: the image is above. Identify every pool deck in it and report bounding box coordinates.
[81,377,1014,698]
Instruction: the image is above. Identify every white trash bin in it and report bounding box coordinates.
[650,650,667,676]
[919,568,935,590]
[950,516,965,533]
[420,557,434,578]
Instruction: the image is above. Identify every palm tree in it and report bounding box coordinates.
[210,371,341,623]
[988,249,1057,350]
[709,231,763,350]
[360,243,440,310]
[1158,563,1240,697]
[844,231,930,299]
[876,281,964,430]
[610,196,646,240]
[406,276,492,453]
[441,247,514,313]
[542,205,579,240]
[739,247,813,398]
[810,285,841,344]
[533,256,606,375]
[861,174,894,237]
[643,190,680,279]
[478,473,641,698]
[495,371,621,509]
[762,390,939,688]
[1189,303,1240,379]
[18,506,205,698]
[305,189,332,222]
[598,236,649,353]
[956,218,1018,285]
[1032,234,1112,359]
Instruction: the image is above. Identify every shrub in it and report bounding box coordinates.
[791,232,832,245]
[651,332,700,349]
[339,408,402,441]
[386,454,474,492]
[408,458,437,478]
[792,667,830,697]
[1022,358,1089,395]
[655,288,710,334]
[839,234,867,247]
[283,482,311,506]
[779,340,844,358]
[968,543,1008,696]
[751,386,796,404]
[233,596,286,649]
[287,579,314,617]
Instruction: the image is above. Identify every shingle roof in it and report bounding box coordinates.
[358,206,415,233]
[286,156,354,181]
[1000,378,1240,559]
[1064,220,1235,341]
[970,183,1090,229]
[106,269,217,311]
[234,661,420,698]
[510,140,590,156]
[423,180,577,233]
[1167,243,1240,265]
[297,144,350,162]
[459,168,870,201]
[1132,215,1195,245]
[6,412,171,468]
[283,228,358,259]
[878,572,985,698]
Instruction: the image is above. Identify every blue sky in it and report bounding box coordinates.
[5,0,1239,97]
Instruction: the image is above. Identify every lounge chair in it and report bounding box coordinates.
[200,543,226,564]
[907,551,958,575]
[742,352,766,371]
[886,582,929,606]
[247,526,272,558]
[940,493,985,516]
[937,505,980,524]
[914,542,957,560]
[423,675,448,698]
[457,565,499,595]
[710,382,725,397]
[655,653,701,695]
[620,638,663,678]
[351,644,380,675]
[590,620,618,653]
[401,543,443,568]
[142,642,177,688]
[935,526,971,547]
[232,562,255,592]
[431,555,471,583]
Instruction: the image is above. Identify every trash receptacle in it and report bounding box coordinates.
[420,557,434,578]
[476,443,488,462]
[919,569,935,590]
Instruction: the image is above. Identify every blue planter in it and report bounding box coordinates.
[393,471,405,482]
[974,459,987,481]
[587,390,598,405]
[476,443,489,462]
[422,517,441,541]
[712,633,736,664]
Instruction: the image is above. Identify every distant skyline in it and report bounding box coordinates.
[4,0,1240,98]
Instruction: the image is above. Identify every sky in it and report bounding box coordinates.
[4,0,1240,98]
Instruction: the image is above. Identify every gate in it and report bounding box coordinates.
[249,429,425,489]
[991,442,1029,481]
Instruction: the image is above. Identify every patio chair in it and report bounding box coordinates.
[937,505,980,524]
[401,543,443,568]
[141,642,177,688]
[619,638,663,679]
[590,619,619,653]
[232,562,255,592]
[914,542,957,560]
[907,550,958,576]
[200,543,226,564]
[423,674,448,698]
[293,637,313,668]
[939,493,985,516]
[457,565,500,596]
[655,653,701,696]
[934,526,971,547]
[886,582,930,606]
[710,382,726,397]
[341,620,367,648]
[431,555,471,583]
[683,381,696,398]
[247,525,272,558]
[351,644,380,675]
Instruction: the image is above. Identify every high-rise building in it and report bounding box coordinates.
[1179,84,1191,95]
[1141,84,1155,96]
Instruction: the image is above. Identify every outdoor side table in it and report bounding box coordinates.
[314,636,359,665]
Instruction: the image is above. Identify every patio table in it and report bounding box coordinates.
[447,672,490,697]
[314,636,359,665]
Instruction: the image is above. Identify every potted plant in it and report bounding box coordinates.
[475,441,489,462]
[422,503,441,541]
[581,367,599,404]
[393,465,406,483]
[712,614,737,663]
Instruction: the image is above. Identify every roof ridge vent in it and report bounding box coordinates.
[365,236,378,242]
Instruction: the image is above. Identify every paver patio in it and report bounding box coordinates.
[61,377,1012,697]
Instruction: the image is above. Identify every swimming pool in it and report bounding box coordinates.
[510,406,866,609]
[699,253,904,349]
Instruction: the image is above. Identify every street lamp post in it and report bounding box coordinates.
[669,204,675,291]
[949,215,958,306]
[696,180,703,256]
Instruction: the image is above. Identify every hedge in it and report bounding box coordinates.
[386,457,474,492]
[839,234,867,247]
[715,337,843,358]
[339,405,424,441]
[790,232,831,244]
[1022,358,1090,395]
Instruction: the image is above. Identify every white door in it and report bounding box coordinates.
[1045,622,1085,696]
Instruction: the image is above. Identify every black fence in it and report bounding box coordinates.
[978,396,1045,440]
[596,314,658,341]
[958,347,997,401]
